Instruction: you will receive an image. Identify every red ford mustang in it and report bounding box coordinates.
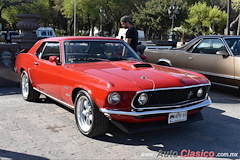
[15,36,211,137]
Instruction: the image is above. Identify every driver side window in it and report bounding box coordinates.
[191,38,227,54]
[38,42,60,61]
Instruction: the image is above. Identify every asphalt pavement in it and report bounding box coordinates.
[0,84,239,160]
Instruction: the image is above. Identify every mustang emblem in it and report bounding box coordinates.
[187,90,194,99]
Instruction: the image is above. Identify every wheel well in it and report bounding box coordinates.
[20,68,25,73]
[72,88,84,104]
[157,61,171,66]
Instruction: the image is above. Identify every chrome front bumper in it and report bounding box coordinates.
[100,97,211,116]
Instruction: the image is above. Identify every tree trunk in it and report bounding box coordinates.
[237,13,240,36]
[181,31,185,46]
[226,0,231,35]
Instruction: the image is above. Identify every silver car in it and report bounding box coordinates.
[145,35,240,88]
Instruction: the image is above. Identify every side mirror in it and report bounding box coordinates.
[49,56,61,65]
[140,54,147,60]
[216,50,229,57]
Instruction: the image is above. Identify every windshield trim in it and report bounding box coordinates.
[63,39,142,64]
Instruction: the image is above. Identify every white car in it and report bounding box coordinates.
[36,27,56,38]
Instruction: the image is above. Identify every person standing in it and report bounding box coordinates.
[120,15,138,52]
[5,30,12,43]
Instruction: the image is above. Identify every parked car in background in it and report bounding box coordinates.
[0,31,20,42]
[116,28,176,54]
[36,27,56,38]
[15,36,211,137]
[145,35,240,89]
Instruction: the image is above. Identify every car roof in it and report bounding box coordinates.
[176,35,240,50]
[197,35,240,39]
[41,36,122,42]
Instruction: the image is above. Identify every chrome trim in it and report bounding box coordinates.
[100,98,211,116]
[188,37,233,56]
[157,58,172,66]
[131,83,211,110]
[235,76,240,81]
[62,39,141,64]
[187,69,235,80]
[133,99,206,110]
[33,88,74,109]
[135,83,210,94]
[28,68,33,84]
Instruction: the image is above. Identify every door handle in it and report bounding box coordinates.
[188,57,193,60]
[34,62,39,65]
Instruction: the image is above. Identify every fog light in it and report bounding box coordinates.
[197,88,204,97]
[108,92,120,105]
[138,93,148,105]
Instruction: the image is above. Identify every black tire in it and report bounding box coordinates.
[74,90,109,137]
[21,70,40,101]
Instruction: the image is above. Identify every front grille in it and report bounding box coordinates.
[132,84,210,110]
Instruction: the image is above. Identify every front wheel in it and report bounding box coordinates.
[21,70,40,101]
[74,90,109,137]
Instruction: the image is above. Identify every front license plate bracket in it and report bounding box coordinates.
[168,111,187,124]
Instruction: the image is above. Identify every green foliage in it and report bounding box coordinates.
[232,0,240,12]
[0,0,229,38]
[1,0,50,28]
[62,0,144,35]
[133,0,172,39]
[133,0,189,39]
[186,1,227,35]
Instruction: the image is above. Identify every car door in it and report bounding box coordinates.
[186,38,235,85]
[31,42,62,100]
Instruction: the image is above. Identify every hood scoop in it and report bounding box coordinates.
[134,63,152,68]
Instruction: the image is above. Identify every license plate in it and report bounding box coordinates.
[168,111,187,124]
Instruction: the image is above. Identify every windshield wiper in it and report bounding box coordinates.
[108,56,129,61]
[71,57,109,62]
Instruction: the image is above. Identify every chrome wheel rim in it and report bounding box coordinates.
[76,96,93,132]
[22,73,29,99]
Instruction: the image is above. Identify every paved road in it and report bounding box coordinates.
[0,84,239,160]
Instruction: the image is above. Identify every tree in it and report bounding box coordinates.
[231,0,240,35]
[133,0,172,39]
[1,0,68,33]
[48,0,68,33]
[1,0,51,29]
[0,0,33,29]
[63,0,104,35]
[133,0,189,40]
[62,0,144,36]
[100,0,144,36]
[186,2,227,35]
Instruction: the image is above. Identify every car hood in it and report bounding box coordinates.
[67,61,209,90]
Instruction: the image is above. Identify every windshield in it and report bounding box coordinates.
[225,38,240,55]
[64,40,141,63]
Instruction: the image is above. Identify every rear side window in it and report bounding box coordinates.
[225,38,240,55]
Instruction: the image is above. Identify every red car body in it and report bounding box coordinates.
[15,36,211,137]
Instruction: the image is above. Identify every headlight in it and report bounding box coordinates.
[197,87,204,97]
[138,93,148,105]
[108,92,120,105]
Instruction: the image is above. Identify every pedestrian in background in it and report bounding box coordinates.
[5,30,12,43]
[120,15,138,52]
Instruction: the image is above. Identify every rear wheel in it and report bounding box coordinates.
[74,90,109,137]
[21,70,40,101]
